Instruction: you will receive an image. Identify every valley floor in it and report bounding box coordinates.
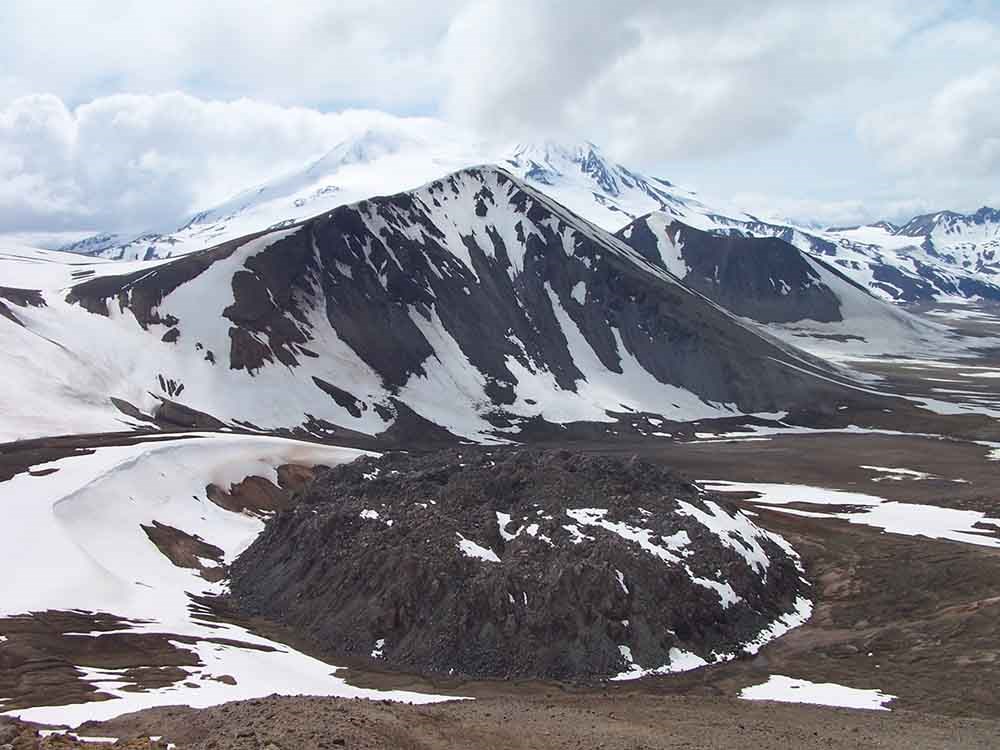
[69,691,1000,750]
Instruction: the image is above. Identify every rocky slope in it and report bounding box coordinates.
[616,213,951,357]
[620,215,852,324]
[230,450,811,680]
[0,166,867,443]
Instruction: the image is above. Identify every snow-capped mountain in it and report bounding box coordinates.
[617,214,952,358]
[895,206,1000,240]
[3,167,870,443]
[61,123,1000,304]
[62,135,702,263]
[815,207,1000,301]
[58,232,127,256]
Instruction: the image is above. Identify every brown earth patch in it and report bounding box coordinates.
[141,521,226,583]
[205,465,314,516]
[0,608,281,714]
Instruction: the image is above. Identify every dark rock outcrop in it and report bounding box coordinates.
[617,216,852,323]
[0,286,45,326]
[230,450,809,680]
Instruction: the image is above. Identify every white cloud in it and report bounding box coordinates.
[0,93,443,232]
[0,1,462,113]
[859,65,1000,179]
[728,191,951,229]
[440,0,943,161]
[0,1,997,236]
[730,192,876,228]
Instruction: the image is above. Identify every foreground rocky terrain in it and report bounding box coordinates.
[44,693,1000,749]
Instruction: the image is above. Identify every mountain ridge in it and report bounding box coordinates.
[1,164,874,444]
[57,128,1000,304]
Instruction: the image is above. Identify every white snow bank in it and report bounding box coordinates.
[860,465,935,481]
[611,645,708,681]
[1,433,457,726]
[739,675,895,711]
[456,533,500,562]
[610,595,813,682]
[704,480,1000,548]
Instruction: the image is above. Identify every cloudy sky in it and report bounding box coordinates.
[1,0,998,243]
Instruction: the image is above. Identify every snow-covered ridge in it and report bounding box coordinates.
[1,165,863,443]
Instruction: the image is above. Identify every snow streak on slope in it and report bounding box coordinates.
[0,434,453,725]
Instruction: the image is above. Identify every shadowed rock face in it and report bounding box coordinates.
[617,216,851,324]
[59,166,866,438]
[229,450,809,680]
[0,286,45,326]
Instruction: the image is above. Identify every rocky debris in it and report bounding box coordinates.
[152,400,226,430]
[0,611,199,712]
[230,450,808,680]
[0,286,45,310]
[311,378,366,419]
[81,691,1000,750]
[0,717,166,749]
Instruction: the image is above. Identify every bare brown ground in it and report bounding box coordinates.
[79,691,1000,750]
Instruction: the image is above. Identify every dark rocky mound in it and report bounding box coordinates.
[617,215,855,324]
[230,450,809,680]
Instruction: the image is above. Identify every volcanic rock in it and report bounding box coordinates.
[230,450,810,680]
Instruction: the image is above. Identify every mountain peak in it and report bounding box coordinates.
[307,128,421,175]
[895,205,1000,237]
[508,139,604,162]
[505,140,622,193]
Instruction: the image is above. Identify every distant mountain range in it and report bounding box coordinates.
[58,129,1000,304]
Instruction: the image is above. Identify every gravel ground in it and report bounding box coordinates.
[80,692,1000,749]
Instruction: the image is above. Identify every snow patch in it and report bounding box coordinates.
[0,434,457,726]
[704,481,1000,549]
[456,533,501,563]
[739,675,895,711]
